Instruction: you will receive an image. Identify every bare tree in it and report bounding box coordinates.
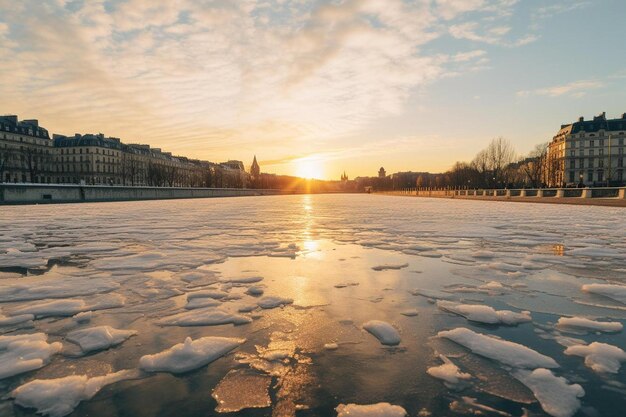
[122,153,140,186]
[22,147,50,183]
[485,137,516,187]
[521,142,548,188]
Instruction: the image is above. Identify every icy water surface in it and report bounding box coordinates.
[1,195,625,417]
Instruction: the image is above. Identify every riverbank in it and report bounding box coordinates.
[0,183,287,205]
[379,189,626,207]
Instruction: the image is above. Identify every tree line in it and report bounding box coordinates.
[416,137,556,190]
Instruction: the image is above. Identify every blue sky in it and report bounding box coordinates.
[1,0,625,179]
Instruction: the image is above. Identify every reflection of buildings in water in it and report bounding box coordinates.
[552,244,565,256]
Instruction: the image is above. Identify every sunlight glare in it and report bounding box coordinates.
[295,158,324,179]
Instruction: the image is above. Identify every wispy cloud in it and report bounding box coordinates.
[0,0,533,168]
[516,80,604,98]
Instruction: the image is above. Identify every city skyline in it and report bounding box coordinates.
[1,0,625,180]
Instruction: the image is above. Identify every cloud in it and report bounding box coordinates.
[516,80,604,98]
[0,0,527,167]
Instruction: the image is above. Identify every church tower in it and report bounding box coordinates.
[250,155,260,179]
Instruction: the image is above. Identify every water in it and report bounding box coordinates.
[0,195,625,417]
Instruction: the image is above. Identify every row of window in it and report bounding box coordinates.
[568,170,624,183]
[1,135,51,146]
[58,147,120,156]
[570,138,625,148]
[569,158,625,169]
[569,148,625,157]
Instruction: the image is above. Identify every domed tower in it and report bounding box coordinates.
[378,167,386,178]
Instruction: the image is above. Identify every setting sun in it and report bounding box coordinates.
[295,158,324,180]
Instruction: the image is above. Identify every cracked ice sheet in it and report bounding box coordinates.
[0,195,625,417]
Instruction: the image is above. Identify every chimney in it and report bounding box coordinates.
[622,113,626,120]
[578,116,584,122]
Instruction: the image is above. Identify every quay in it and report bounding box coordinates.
[381,187,626,207]
[0,183,285,205]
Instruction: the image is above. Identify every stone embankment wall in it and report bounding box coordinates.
[0,184,287,205]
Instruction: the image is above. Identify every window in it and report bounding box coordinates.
[570,160,575,169]
[598,171,604,182]
[590,140,595,147]
[587,171,593,182]
[570,150,575,157]
[589,150,594,156]
[600,139,604,146]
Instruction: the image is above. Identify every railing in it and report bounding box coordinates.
[381,187,626,200]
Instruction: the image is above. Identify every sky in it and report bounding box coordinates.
[1,0,625,180]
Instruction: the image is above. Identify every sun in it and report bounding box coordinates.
[295,158,324,179]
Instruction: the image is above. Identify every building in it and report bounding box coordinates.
[378,167,386,178]
[1,114,222,187]
[53,133,123,185]
[216,160,248,188]
[0,116,55,183]
[548,112,626,186]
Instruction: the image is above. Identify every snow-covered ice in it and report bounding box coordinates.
[372,263,409,271]
[514,368,584,417]
[438,328,558,369]
[437,301,531,325]
[66,326,137,353]
[335,403,407,417]
[0,333,62,379]
[257,296,293,309]
[363,320,401,346]
[11,369,140,417]
[140,336,245,373]
[426,355,471,387]
[556,316,623,333]
[158,307,252,326]
[581,283,626,304]
[565,342,626,373]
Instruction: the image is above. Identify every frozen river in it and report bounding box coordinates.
[1,194,625,417]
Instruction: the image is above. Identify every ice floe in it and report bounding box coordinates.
[158,307,252,326]
[0,313,34,326]
[363,320,401,346]
[0,277,119,302]
[257,296,293,309]
[211,369,271,412]
[565,342,626,373]
[513,368,584,417]
[335,403,407,417]
[437,301,531,325]
[437,328,558,369]
[400,309,419,317]
[372,263,408,271]
[0,333,62,379]
[140,336,244,373]
[66,326,137,353]
[9,295,125,317]
[426,355,471,388]
[556,316,623,333]
[188,288,228,299]
[11,369,141,417]
[245,285,264,295]
[582,283,626,304]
